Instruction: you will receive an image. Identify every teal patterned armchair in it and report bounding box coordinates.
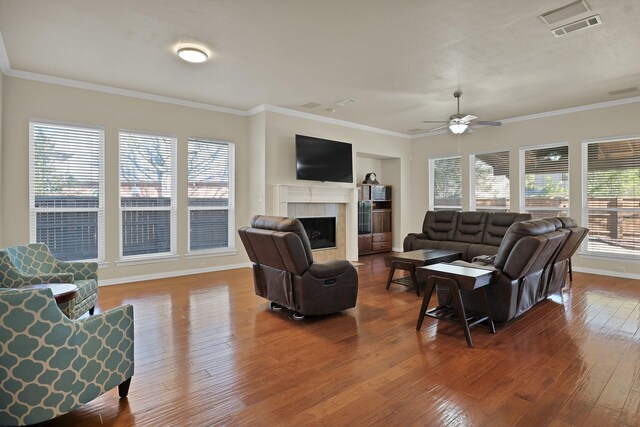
[0,288,134,426]
[0,243,98,319]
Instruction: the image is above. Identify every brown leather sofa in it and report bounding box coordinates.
[238,215,358,317]
[404,211,533,262]
[439,217,588,322]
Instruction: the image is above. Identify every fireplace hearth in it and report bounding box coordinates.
[298,217,336,250]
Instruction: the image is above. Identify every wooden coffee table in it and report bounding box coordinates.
[384,249,462,296]
[21,283,78,304]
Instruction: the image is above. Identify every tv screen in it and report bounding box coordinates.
[296,135,353,183]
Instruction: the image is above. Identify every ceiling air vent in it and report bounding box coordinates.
[551,15,602,37]
[301,102,321,109]
[540,0,591,26]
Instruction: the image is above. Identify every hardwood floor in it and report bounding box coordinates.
[39,254,640,426]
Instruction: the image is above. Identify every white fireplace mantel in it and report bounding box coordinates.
[273,184,358,261]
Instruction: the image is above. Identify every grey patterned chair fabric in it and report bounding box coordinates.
[0,243,98,319]
[0,288,134,426]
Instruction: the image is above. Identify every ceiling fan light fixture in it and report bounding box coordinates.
[449,123,468,134]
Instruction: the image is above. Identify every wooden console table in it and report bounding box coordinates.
[416,263,496,347]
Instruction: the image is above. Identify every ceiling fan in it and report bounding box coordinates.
[423,91,502,134]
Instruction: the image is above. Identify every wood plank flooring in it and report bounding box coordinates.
[38,254,640,426]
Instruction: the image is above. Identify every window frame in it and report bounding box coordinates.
[470,149,511,212]
[118,129,177,262]
[519,142,571,218]
[186,138,236,256]
[429,155,462,211]
[580,134,640,260]
[28,119,105,263]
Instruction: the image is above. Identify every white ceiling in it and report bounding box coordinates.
[1,0,639,134]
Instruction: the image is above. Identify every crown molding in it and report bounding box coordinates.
[261,104,411,139]
[2,29,639,139]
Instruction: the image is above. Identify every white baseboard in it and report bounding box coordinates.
[99,262,253,286]
[571,266,640,280]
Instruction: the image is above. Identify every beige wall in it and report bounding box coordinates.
[248,112,266,219]
[0,71,3,247]
[263,111,412,249]
[411,101,640,277]
[355,156,382,184]
[2,77,250,282]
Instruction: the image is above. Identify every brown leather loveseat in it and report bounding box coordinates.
[442,217,588,322]
[238,215,358,318]
[404,211,532,262]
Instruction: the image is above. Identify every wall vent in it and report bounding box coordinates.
[407,128,425,133]
[301,102,321,109]
[335,98,358,106]
[540,1,591,26]
[551,15,602,37]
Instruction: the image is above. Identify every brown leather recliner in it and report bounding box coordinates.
[238,215,358,317]
[440,218,576,322]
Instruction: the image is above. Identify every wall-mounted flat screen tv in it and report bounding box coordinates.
[295,135,353,183]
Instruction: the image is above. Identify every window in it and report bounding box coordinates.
[521,145,569,219]
[29,121,104,261]
[187,138,235,253]
[472,151,510,211]
[119,131,176,258]
[430,156,462,211]
[583,137,640,258]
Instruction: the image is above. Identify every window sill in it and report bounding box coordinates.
[577,252,639,262]
[186,249,237,259]
[116,254,180,267]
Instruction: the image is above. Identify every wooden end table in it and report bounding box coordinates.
[21,283,79,304]
[416,263,496,348]
[384,249,461,296]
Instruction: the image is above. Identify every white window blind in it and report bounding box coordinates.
[188,139,235,252]
[29,121,104,261]
[119,131,176,258]
[522,145,569,219]
[473,151,510,211]
[584,138,640,258]
[430,157,462,211]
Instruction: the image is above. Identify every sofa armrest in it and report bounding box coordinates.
[10,272,75,286]
[56,260,98,281]
[308,259,356,280]
[403,233,428,251]
[471,255,496,266]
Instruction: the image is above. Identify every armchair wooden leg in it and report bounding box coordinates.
[118,378,132,398]
[89,306,95,315]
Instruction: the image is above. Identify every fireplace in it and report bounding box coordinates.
[298,217,336,250]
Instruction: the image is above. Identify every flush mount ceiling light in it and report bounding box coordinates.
[176,45,209,63]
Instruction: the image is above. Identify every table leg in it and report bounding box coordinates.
[450,282,473,348]
[409,265,420,297]
[385,263,396,290]
[416,276,437,330]
[480,288,496,334]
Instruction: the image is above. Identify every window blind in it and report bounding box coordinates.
[29,122,104,261]
[188,139,235,252]
[473,151,510,211]
[522,145,569,219]
[585,139,640,257]
[119,131,175,257]
[431,157,462,210]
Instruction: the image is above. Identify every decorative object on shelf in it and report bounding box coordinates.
[363,172,379,184]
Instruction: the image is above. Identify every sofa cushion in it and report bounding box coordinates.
[467,243,499,261]
[409,239,439,251]
[481,212,532,246]
[494,219,558,270]
[454,212,488,243]
[422,211,459,241]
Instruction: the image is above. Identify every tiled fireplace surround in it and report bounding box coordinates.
[274,185,358,262]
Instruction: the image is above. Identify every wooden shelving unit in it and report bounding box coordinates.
[357,184,392,255]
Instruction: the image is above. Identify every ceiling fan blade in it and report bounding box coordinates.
[460,114,477,122]
[427,124,449,132]
[422,120,450,123]
[475,121,502,126]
